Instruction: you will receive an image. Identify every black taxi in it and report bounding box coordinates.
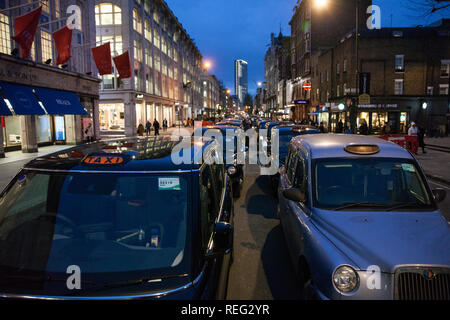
[0,136,234,300]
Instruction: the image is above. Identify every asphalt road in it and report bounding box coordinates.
[225,164,450,300]
[226,164,301,300]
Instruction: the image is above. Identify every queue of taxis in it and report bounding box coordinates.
[278,134,450,300]
[193,125,246,198]
[0,137,234,300]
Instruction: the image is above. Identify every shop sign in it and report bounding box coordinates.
[292,100,309,105]
[359,94,371,105]
[358,104,398,109]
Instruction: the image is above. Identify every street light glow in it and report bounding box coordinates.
[204,61,211,70]
[315,0,328,8]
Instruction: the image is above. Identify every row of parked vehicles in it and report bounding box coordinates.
[0,116,448,300]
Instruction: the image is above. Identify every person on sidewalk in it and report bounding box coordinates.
[359,119,368,135]
[418,124,427,154]
[153,119,160,136]
[85,123,95,143]
[163,119,168,132]
[145,120,152,136]
[137,123,145,136]
[408,122,418,136]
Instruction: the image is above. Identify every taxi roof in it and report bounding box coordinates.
[291,134,414,160]
[24,136,217,173]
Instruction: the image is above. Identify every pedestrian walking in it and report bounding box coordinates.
[418,124,427,154]
[85,123,95,143]
[137,123,145,136]
[336,120,343,133]
[163,119,168,132]
[359,119,369,135]
[145,120,151,136]
[408,122,418,136]
[153,119,160,136]
[319,122,325,133]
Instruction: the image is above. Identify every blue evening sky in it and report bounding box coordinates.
[165,0,450,95]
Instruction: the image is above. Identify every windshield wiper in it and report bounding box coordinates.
[331,202,388,211]
[386,202,430,211]
[98,274,189,290]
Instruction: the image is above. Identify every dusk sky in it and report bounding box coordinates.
[165,0,450,96]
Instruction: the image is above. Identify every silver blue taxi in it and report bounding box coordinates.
[278,134,449,300]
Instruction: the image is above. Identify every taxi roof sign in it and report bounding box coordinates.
[83,155,127,165]
[344,144,380,155]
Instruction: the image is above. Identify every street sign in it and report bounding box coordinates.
[359,93,371,105]
[303,83,312,90]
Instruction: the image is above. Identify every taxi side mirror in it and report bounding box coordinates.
[283,187,306,203]
[433,189,447,203]
[206,222,233,259]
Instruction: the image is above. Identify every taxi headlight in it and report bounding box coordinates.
[333,266,359,293]
[227,166,237,176]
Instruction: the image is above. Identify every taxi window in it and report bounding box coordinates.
[313,158,433,210]
[0,172,191,283]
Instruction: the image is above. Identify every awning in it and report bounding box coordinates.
[0,97,12,116]
[0,82,45,115]
[33,87,87,115]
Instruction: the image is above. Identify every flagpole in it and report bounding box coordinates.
[0,1,41,13]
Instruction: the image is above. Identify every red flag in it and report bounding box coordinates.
[113,51,132,79]
[12,6,42,58]
[91,42,112,75]
[53,26,72,65]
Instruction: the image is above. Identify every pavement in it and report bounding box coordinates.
[416,137,450,185]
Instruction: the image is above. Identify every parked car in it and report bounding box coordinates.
[278,134,449,300]
[269,125,321,192]
[193,126,246,198]
[0,137,234,300]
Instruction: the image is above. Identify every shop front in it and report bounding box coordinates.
[0,56,100,156]
[356,104,406,135]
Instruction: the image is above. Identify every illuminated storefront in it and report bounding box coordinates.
[99,103,125,131]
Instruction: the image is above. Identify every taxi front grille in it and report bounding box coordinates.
[395,268,450,300]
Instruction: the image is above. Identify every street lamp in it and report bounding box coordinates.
[315,0,360,134]
[203,61,211,72]
[314,0,328,8]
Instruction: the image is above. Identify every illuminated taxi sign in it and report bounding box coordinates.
[83,155,125,165]
[344,144,380,155]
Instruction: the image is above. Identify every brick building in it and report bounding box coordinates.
[313,20,450,135]
[289,0,372,122]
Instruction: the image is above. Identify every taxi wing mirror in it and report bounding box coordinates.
[283,187,306,203]
[432,189,447,203]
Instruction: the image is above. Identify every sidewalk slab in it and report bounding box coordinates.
[415,149,450,186]
[0,145,73,166]
[424,137,450,149]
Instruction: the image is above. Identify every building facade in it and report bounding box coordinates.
[234,59,248,107]
[264,32,291,119]
[315,21,450,135]
[0,0,100,157]
[289,0,372,122]
[200,72,221,119]
[95,0,204,137]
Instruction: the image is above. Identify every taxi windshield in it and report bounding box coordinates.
[0,172,191,290]
[313,158,434,210]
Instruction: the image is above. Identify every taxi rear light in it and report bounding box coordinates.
[344,144,380,155]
